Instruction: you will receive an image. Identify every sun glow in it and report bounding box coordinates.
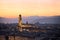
[0,0,60,18]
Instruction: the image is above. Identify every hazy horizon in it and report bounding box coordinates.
[0,16,60,24]
[0,15,60,18]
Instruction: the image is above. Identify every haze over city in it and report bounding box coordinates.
[0,0,60,40]
[0,0,60,18]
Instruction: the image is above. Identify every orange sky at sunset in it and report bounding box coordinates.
[0,0,60,18]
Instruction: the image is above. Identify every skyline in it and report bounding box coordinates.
[0,0,60,18]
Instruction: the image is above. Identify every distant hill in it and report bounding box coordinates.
[33,16,60,24]
[0,16,60,24]
[0,17,18,23]
[23,16,60,24]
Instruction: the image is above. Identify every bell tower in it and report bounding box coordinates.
[18,14,22,31]
[19,14,22,27]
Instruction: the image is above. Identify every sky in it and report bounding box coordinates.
[0,0,60,18]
